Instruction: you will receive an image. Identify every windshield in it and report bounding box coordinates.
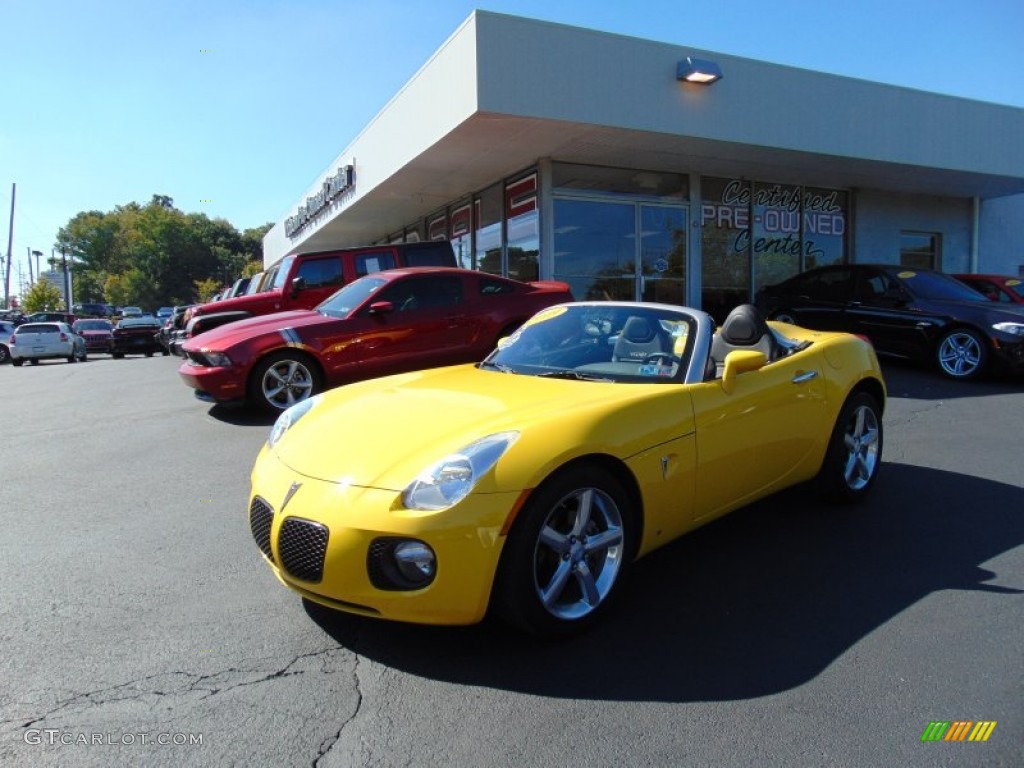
[482,304,697,384]
[271,256,295,290]
[889,269,989,302]
[75,320,112,331]
[316,276,387,318]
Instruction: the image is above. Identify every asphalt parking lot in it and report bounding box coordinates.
[0,354,1021,767]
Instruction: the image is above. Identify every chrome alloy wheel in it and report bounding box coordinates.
[262,359,314,409]
[532,487,625,621]
[937,331,982,378]
[841,403,880,491]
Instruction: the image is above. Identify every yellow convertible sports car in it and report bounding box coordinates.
[248,302,885,635]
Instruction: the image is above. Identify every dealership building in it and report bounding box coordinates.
[263,11,1024,321]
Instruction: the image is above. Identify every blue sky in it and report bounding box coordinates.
[2,0,1022,292]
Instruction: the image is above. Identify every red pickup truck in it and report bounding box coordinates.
[180,241,457,343]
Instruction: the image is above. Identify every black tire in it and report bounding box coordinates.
[936,328,987,380]
[30,358,39,365]
[816,391,883,503]
[12,359,23,367]
[493,464,633,636]
[248,350,323,413]
[67,353,76,363]
[112,352,124,359]
[144,351,153,358]
[78,348,88,362]
[161,349,170,356]
[0,344,9,364]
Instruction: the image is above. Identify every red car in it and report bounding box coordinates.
[178,268,573,412]
[72,319,115,354]
[953,274,1024,305]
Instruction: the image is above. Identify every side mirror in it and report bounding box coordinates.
[368,301,394,315]
[721,350,768,394]
[290,276,306,299]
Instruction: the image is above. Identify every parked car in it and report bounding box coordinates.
[953,274,1024,305]
[156,306,174,321]
[0,320,15,363]
[72,319,115,354]
[182,240,457,336]
[755,264,1024,380]
[111,317,166,358]
[8,322,87,365]
[120,306,144,318]
[247,301,885,634]
[179,268,574,412]
[25,311,77,326]
[72,303,113,318]
[159,305,195,355]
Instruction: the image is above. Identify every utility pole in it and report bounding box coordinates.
[3,183,14,309]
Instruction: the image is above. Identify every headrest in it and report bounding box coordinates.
[720,304,769,345]
[622,316,656,343]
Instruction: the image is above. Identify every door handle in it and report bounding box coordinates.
[791,370,818,384]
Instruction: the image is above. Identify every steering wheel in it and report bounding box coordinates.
[642,352,681,366]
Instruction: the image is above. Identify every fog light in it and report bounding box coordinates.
[367,538,437,590]
[394,541,436,584]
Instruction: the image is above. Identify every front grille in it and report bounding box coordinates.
[249,497,275,562]
[278,517,329,583]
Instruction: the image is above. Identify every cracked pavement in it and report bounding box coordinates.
[1,355,1021,767]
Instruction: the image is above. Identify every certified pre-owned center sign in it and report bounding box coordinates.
[285,164,355,237]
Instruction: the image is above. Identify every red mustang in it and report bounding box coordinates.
[179,267,573,412]
[953,274,1024,305]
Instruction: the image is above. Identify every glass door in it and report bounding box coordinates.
[553,198,687,303]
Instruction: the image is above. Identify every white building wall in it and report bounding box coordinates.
[979,194,1024,276]
[853,191,972,271]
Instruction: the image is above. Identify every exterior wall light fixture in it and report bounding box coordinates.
[677,57,723,85]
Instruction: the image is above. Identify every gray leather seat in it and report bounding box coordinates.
[708,304,777,378]
[613,316,668,362]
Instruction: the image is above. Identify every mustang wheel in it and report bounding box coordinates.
[495,465,632,636]
[936,328,987,380]
[250,351,322,413]
[817,391,882,503]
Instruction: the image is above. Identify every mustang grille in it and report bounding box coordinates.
[279,517,329,583]
[249,497,275,562]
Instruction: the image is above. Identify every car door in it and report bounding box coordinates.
[328,274,470,379]
[689,350,827,520]
[783,266,854,331]
[846,267,924,357]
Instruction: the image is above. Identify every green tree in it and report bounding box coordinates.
[194,277,222,303]
[22,279,64,312]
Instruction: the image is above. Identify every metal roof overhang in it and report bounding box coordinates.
[292,111,1024,253]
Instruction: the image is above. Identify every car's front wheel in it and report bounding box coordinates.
[249,351,323,413]
[936,328,987,380]
[494,464,633,636]
[11,358,23,367]
[816,391,883,503]
[0,344,9,364]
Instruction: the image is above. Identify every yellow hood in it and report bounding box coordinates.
[271,364,689,491]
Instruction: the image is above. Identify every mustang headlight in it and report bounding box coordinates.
[992,321,1024,337]
[202,350,233,367]
[268,395,322,448]
[402,431,519,511]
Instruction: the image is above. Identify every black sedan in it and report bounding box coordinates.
[756,264,1024,380]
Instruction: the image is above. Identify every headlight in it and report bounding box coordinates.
[202,351,233,367]
[992,322,1024,337]
[402,431,519,511]
[268,395,321,448]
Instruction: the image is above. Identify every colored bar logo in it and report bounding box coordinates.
[921,721,997,742]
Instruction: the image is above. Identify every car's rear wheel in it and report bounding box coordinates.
[249,351,323,413]
[0,344,9,364]
[936,328,987,380]
[816,391,882,503]
[494,464,633,636]
[30,358,39,365]
[12,358,23,367]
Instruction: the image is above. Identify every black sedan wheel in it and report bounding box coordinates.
[249,351,322,413]
[817,391,883,503]
[0,344,9,364]
[495,465,632,636]
[936,328,987,380]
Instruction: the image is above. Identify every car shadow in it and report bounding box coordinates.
[304,463,1022,702]
[880,358,1022,401]
[205,403,277,427]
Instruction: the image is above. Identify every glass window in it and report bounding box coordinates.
[553,163,687,200]
[700,178,752,323]
[553,199,635,301]
[374,275,463,312]
[449,203,473,270]
[803,188,847,270]
[295,257,344,289]
[475,185,503,276]
[506,174,539,282]
[752,182,802,292]
[353,252,397,277]
[900,232,940,270]
[428,214,447,241]
[479,277,516,296]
